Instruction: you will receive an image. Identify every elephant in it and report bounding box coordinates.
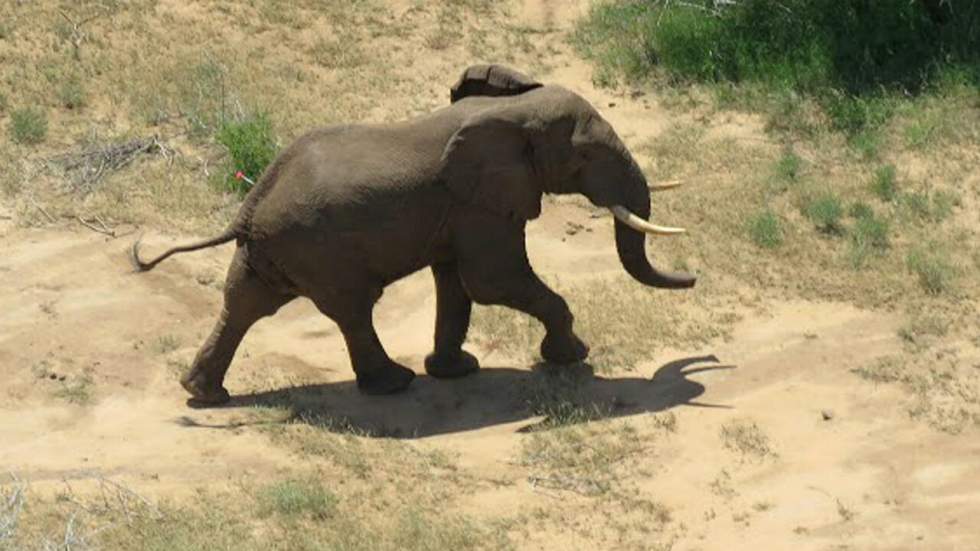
[131,63,696,406]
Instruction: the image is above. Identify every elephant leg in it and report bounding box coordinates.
[182,247,293,406]
[424,261,480,378]
[457,247,588,365]
[486,272,588,364]
[315,290,415,395]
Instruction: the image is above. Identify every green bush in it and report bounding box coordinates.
[871,165,898,202]
[574,1,980,134]
[216,113,279,195]
[803,191,844,234]
[747,210,783,248]
[8,107,48,144]
[577,1,979,92]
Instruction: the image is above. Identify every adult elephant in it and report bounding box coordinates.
[132,64,697,406]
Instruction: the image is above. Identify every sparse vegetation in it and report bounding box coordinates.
[720,419,774,459]
[907,247,956,295]
[746,210,783,249]
[8,107,48,144]
[773,150,802,184]
[53,373,94,405]
[519,420,645,496]
[256,479,337,519]
[802,191,844,235]
[153,334,181,355]
[58,75,86,109]
[848,205,889,268]
[870,165,898,202]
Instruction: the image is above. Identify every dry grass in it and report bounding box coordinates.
[1,0,551,235]
[1,475,510,551]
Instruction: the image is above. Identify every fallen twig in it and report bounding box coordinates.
[76,215,116,238]
[28,197,57,224]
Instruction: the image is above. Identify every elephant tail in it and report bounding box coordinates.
[130,228,238,272]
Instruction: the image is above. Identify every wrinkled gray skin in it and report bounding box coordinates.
[132,64,697,406]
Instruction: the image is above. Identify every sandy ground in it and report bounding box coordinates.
[2,1,979,549]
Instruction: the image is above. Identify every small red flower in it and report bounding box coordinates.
[235,171,245,180]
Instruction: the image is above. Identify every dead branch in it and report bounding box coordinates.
[95,475,162,521]
[51,135,177,194]
[76,215,116,238]
[527,474,608,497]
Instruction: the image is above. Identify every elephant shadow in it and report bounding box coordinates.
[177,355,735,438]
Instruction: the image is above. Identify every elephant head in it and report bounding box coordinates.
[442,65,696,289]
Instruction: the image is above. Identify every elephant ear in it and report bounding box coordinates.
[450,64,542,103]
[439,115,542,221]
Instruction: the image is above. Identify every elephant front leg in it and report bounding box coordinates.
[461,267,589,365]
[424,261,480,378]
[512,277,589,364]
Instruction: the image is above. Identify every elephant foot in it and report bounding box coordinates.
[425,350,480,379]
[180,372,231,407]
[355,362,416,395]
[541,332,589,364]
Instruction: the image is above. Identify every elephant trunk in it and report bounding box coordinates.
[615,220,696,289]
[613,157,696,289]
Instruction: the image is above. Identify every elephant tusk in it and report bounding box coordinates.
[610,206,686,235]
[648,180,683,192]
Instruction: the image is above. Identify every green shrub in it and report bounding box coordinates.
[579,1,979,91]
[216,113,279,195]
[747,210,783,248]
[573,1,980,134]
[8,107,48,144]
[871,165,898,202]
[906,247,956,295]
[803,191,844,234]
[256,479,337,519]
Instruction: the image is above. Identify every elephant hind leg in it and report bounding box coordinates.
[182,247,293,406]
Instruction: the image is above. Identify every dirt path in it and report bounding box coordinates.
[2,1,979,549]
